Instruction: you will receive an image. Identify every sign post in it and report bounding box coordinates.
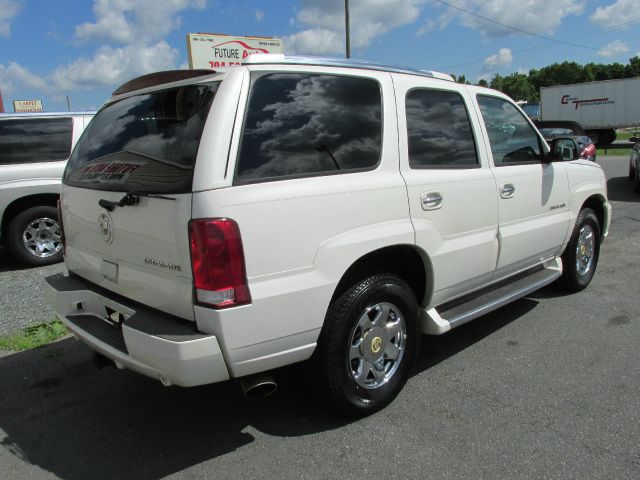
[186,33,284,70]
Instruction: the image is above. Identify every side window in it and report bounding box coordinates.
[477,95,542,165]
[0,117,73,164]
[406,89,479,168]
[236,73,382,183]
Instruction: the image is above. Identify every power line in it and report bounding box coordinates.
[438,18,640,70]
[434,0,604,52]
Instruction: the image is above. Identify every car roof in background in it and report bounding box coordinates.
[0,111,96,118]
[534,120,587,135]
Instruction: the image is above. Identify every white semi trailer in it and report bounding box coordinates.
[540,77,640,145]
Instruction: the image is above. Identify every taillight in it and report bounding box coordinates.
[188,218,251,309]
[581,143,596,160]
[57,198,65,255]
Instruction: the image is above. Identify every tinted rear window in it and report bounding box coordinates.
[236,73,382,183]
[64,82,218,193]
[0,117,73,164]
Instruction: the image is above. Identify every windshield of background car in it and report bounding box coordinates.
[0,117,73,164]
[64,82,219,193]
[538,127,574,137]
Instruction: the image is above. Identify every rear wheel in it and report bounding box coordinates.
[635,164,640,193]
[7,206,63,267]
[312,274,420,416]
[557,208,600,292]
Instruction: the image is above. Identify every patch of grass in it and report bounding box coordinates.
[0,321,68,351]
[597,148,630,157]
[617,130,639,141]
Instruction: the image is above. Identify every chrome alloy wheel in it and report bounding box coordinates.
[575,224,595,276]
[348,302,407,390]
[22,217,62,258]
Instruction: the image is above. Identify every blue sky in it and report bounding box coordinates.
[1,0,639,111]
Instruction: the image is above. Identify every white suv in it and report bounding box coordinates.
[0,111,94,265]
[45,56,610,415]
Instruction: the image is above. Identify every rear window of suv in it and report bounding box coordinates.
[235,73,382,183]
[64,82,218,193]
[0,117,73,164]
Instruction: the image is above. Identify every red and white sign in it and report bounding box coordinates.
[186,33,284,69]
[13,99,43,112]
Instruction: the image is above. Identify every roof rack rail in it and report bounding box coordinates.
[242,54,454,82]
[112,69,215,96]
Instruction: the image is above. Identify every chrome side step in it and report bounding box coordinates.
[420,258,562,335]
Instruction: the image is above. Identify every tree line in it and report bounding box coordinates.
[452,56,640,102]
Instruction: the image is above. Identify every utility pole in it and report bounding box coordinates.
[345,0,351,59]
[66,95,71,111]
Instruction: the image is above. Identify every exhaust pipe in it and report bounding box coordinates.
[93,352,115,370]
[239,373,278,398]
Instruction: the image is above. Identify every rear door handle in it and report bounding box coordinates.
[421,191,443,210]
[500,183,515,199]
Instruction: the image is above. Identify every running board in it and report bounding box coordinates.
[421,258,562,335]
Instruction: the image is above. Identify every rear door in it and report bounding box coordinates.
[394,76,499,305]
[62,80,221,321]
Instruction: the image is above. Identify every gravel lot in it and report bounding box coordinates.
[0,251,64,336]
[0,156,638,479]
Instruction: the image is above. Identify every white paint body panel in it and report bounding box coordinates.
[46,62,611,386]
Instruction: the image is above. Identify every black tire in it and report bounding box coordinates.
[7,206,63,267]
[628,159,635,180]
[557,208,600,292]
[312,274,420,417]
[635,165,640,193]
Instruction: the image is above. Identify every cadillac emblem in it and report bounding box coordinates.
[97,212,114,244]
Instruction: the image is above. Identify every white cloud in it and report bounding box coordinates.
[286,28,344,55]
[0,0,22,37]
[483,48,512,69]
[0,62,47,93]
[590,0,637,28]
[287,0,424,54]
[51,42,179,91]
[255,10,265,22]
[416,19,436,36]
[75,0,206,44]
[433,0,585,37]
[597,40,630,57]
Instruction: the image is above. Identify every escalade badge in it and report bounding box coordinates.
[97,212,114,244]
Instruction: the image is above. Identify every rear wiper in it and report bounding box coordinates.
[98,192,175,212]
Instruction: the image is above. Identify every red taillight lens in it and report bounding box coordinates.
[57,198,65,255]
[581,143,596,159]
[188,218,251,309]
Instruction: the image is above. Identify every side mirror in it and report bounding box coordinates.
[547,137,580,162]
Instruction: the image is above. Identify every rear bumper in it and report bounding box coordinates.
[45,273,230,387]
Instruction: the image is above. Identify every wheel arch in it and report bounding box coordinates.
[331,244,433,307]
[580,194,607,240]
[1,193,59,243]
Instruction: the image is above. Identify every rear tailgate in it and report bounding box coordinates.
[61,80,221,321]
[62,186,194,320]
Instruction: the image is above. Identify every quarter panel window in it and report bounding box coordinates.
[236,73,382,183]
[406,89,479,168]
[0,118,73,164]
[477,95,542,165]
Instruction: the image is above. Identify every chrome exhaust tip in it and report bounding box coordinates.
[239,373,278,398]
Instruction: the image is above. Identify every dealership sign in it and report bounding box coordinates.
[186,33,284,69]
[13,99,43,112]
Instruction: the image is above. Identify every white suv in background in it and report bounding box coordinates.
[0,111,94,266]
[45,56,610,415]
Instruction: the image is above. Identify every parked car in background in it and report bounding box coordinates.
[534,120,596,162]
[0,111,94,266]
[629,136,640,192]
